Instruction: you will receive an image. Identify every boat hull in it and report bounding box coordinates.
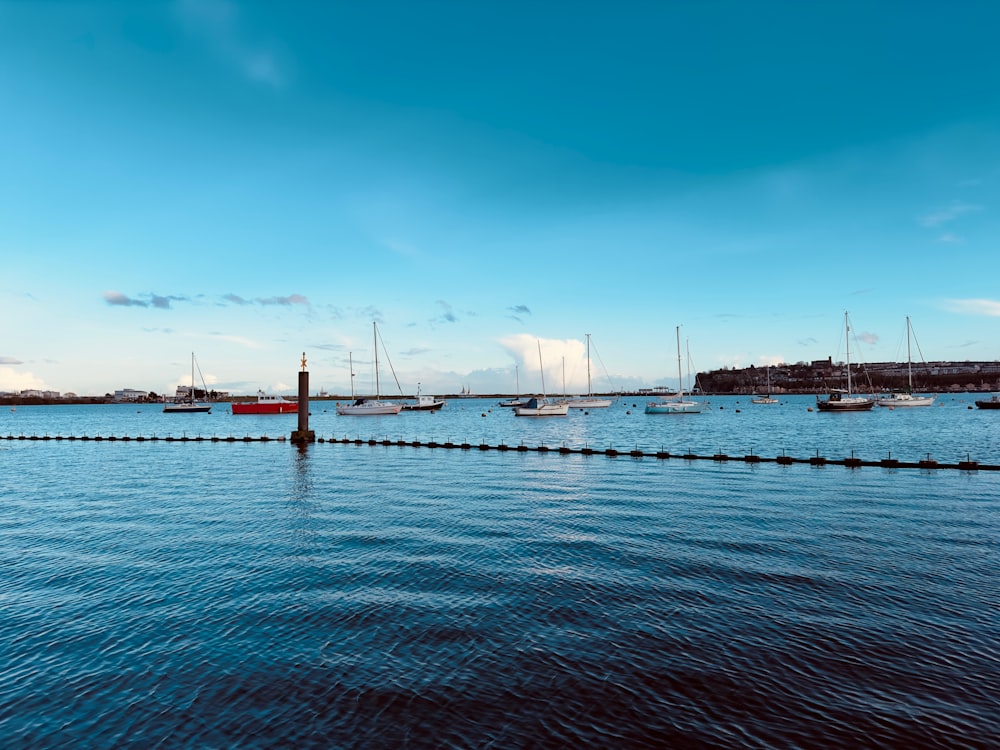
[401,400,445,411]
[232,402,298,414]
[514,405,569,416]
[815,396,875,411]
[567,398,613,409]
[645,400,704,414]
[877,394,935,408]
[336,400,402,416]
[163,403,212,413]
[514,397,568,416]
[975,398,1000,409]
[232,390,298,414]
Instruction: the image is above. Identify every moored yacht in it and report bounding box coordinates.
[232,390,298,414]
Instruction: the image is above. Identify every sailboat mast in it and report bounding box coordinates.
[845,311,853,397]
[349,352,355,399]
[676,326,684,399]
[586,333,592,396]
[537,341,546,397]
[687,339,693,396]
[190,353,194,403]
[373,321,380,399]
[906,315,913,392]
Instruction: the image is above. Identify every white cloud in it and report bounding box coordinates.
[714,353,745,369]
[170,368,218,393]
[919,202,983,227]
[942,298,1000,316]
[243,52,283,87]
[0,367,49,392]
[383,238,420,258]
[715,353,785,369]
[211,333,263,349]
[175,0,288,88]
[498,333,588,392]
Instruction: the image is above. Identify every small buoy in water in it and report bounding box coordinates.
[626,410,631,415]
[481,413,487,417]
[735,409,740,413]
[807,407,813,412]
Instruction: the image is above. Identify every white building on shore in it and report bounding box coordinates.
[114,388,149,402]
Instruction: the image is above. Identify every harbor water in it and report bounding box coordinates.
[1,396,998,748]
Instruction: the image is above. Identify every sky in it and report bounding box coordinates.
[2,1,999,397]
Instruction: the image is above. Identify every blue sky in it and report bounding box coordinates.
[2,1,999,397]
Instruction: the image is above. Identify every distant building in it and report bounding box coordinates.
[114,388,148,402]
[168,385,229,402]
[20,389,60,399]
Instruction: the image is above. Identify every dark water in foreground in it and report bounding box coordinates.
[1,400,998,748]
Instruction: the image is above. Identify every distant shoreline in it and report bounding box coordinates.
[3,388,998,408]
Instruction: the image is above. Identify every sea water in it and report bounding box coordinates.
[1,396,998,747]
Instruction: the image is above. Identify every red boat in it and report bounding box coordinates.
[232,390,298,414]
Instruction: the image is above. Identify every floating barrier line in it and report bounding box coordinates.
[5,433,995,471]
[319,438,994,470]
[3,433,286,443]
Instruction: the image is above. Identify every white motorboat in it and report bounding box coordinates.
[232,390,298,414]
[401,386,446,411]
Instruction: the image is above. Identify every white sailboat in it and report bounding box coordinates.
[514,341,569,416]
[645,327,705,414]
[750,366,778,404]
[567,333,613,408]
[816,311,875,412]
[336,323,402,415]
[163,353,212,413]
[498,365,526,408]
[878,316,936,407]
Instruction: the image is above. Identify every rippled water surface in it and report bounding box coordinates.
[1,400,998,748]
